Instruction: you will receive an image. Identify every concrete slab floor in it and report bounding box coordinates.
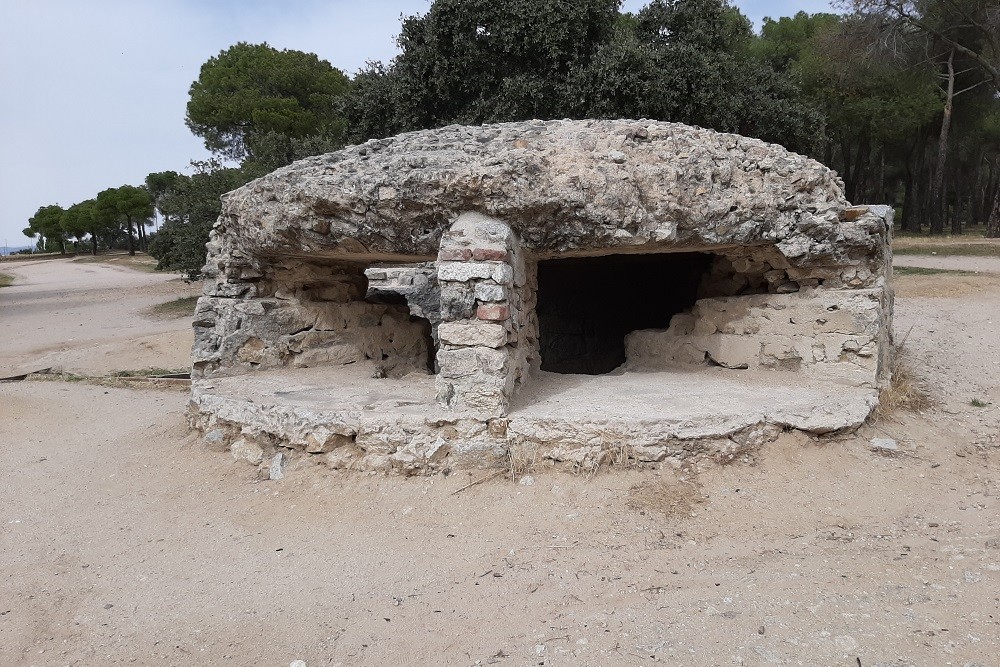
[194,363,877,444]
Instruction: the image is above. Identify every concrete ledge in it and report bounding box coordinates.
[189,366,877,476]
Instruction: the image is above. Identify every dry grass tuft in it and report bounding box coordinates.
[872,336,932,421]
[608,443,638,469]
[0,272,14,288]
[506,442,540,480]
[147,295,199,318]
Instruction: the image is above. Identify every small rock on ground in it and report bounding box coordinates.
[870,437,898,453]
[269,453,287,480]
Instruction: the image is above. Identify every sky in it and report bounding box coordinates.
[0,0,835,248]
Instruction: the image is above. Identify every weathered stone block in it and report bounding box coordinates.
[477,303,510,322]
[305,431,354,453]
[472,248,509,261]
[438,262,495,282]
[325,445,364,469]
[474,283,507,302]
[236,337,266,364]
[230,438,264,465]
[438,321,507,348]
[437,347,509,378]
[439,248,472,261]
[492,264,514,285]
[440,283,476,320]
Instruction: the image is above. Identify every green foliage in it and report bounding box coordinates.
[343,0,621,141]
[95,185,154,255]
[25,204,67,253]
[186,42,350,162]
[59,200,104,254]
[343,0,822,152]
[147,163,252,276]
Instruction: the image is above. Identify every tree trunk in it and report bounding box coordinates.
[852,135,870,203]
[90,228,98,255]
[987,189,1000,238]
[951,189,963,235]
[125,217,135,256]
[983,162,998,228]
[841,138,855,201]
[901,162,917,232]
[876,145,886,204]
[930,49,955,235]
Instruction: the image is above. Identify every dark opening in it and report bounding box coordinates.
[536,252,711,374]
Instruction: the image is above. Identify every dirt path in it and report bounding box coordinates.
[893,254,1000,273]
[0,258,199,376]
[1,258,999,666]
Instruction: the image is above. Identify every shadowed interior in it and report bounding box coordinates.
[536,252,712,375]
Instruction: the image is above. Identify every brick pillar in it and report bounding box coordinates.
[435,212,528,418]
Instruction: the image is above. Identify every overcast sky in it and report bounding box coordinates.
[0,0,834,248]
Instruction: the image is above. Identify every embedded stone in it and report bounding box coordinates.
[474,283,507,302]
[437,347,509,378]
[439,321,508,348]
[492,264,514,285]
[438,262,495,282]
[230,438,264,466]
[439,248,472,261]
[477,303,510,322]
[440,283,476,320]
[472,248,509,261]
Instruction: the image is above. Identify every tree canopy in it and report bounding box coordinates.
[342,0,823,152]
[186,42,350,163]
[24,204,66,254]
[95,185,154,256]
[59,200,104,255]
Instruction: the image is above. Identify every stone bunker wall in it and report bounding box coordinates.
[193,258,433,379]
[189,119,894,474]
[625,236,892,387]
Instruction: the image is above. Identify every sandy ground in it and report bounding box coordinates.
[1,254,999,666]
[0,257,199,377]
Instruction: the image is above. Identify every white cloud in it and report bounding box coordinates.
[0,0,834,245]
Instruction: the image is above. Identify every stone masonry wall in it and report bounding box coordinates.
[626,206,894,387]
[434,213,536,418]
[192,120,894,454]
[193,255,432,379]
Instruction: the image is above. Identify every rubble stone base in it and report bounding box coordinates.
[189,366,877,476]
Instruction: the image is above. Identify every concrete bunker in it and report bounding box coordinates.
[190,119,894,475]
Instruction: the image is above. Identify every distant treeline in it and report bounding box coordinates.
[24,0,1000,276]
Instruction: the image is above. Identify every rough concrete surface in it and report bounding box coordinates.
[191,122,893,471]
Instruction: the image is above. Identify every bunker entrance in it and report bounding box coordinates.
[536,252,712,375]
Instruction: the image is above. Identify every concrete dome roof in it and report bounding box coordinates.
[215,119,884,266]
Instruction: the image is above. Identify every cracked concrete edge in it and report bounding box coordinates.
[188,381,875,477]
